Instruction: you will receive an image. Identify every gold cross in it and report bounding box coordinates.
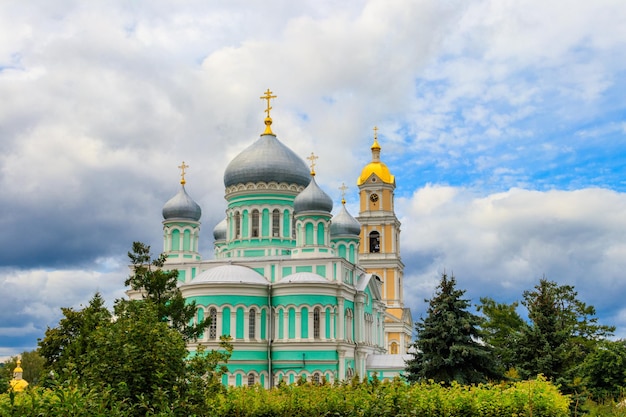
[260,88,277,118]
[373,126,379,141]
[339,183,348,204]
[260,89,277,134]
[178,161,189,185]
[307,152,318,176]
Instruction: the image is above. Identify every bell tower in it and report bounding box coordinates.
[357,127,412,354]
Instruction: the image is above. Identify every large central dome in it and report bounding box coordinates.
[223,134,311,188]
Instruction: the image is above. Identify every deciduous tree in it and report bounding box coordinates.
[125,241,209,341]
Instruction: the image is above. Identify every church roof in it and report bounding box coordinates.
[223,134,311,188]
[162,185,201,221]
[294,175,333,214]
[366,354,412,369]
[279,272,327,283]
[330,202,361,236]
[213,218,227,241]
[192,264,268,285]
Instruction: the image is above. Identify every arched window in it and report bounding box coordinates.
[272,209,280,237]
[313,372,320,384]
[390,342,399,354]
[251,209,260,237]
[234,211,241,238]
[247,373,255,386]
[313,307,321,339]
[345,309,354,341]
[208,308,217,340]
[369,231,380,253]
[249,308,256,339]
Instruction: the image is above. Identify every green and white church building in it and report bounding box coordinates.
[156,90,412,388]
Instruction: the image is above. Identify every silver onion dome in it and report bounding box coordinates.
[294,175,333,214]
[213,218,227,241]
[331,203,361,236]
[162,185,202,221]
[223,134,311,188]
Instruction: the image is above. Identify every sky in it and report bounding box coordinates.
[1,0,625,360]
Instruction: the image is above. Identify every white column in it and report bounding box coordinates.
[244,311,249,342]
[308,312,314,341]
[337,300,344,340]
[295,311,301,340]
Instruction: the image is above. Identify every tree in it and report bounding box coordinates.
[514,278,614,388]
[579,339,626,400]
[477,297,525,375]
[38,292,111,378]
[82,299,188,407]
[405,273,501,385]
[125,241,209,341]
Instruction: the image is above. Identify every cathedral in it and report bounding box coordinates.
[157,90,412,387]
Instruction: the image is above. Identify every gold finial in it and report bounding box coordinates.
[178,161,189,185]
[339,183,348,204]
[371,125,381,152]
[260,88,277,135]
[306,152,318,176]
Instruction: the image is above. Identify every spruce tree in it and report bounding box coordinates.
[405,273,500,385]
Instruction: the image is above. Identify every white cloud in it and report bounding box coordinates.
[399,187,626,329]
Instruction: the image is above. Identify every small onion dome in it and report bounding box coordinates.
[331,203,361,236]
[162,185,202,221]
[192,264,268,285]
[280,272,327,283]
[213,218,227,240]
[294,176,333,214]
[224,134,311,188]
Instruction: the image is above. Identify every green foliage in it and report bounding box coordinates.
[125,241,210,342]
[515,278,614,391]
[38,292,111,379]
[579,339,626,401]
[406,272,501,385]
[477,297,525,374]
[0,376,571,416]
[83,300,188,406]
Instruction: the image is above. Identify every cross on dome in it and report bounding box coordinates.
[307,152,318,176]
[339,182,348,204]
[178,161,189,185]
[260,88,277,135]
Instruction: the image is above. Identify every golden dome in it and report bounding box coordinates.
[358,161,394,185]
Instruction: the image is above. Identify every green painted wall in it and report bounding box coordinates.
[272,294,337,306]
[261,309,267,339]
[315,265,326,276]
[189,295,268,307]
[301,307,308,338]
[223,307,231,336]
[305,223,314,245]
[288,308,295,339]
[236,307,244,339]
[278,309,284,339]
[295,265,312,273]
[172,229,180,250]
